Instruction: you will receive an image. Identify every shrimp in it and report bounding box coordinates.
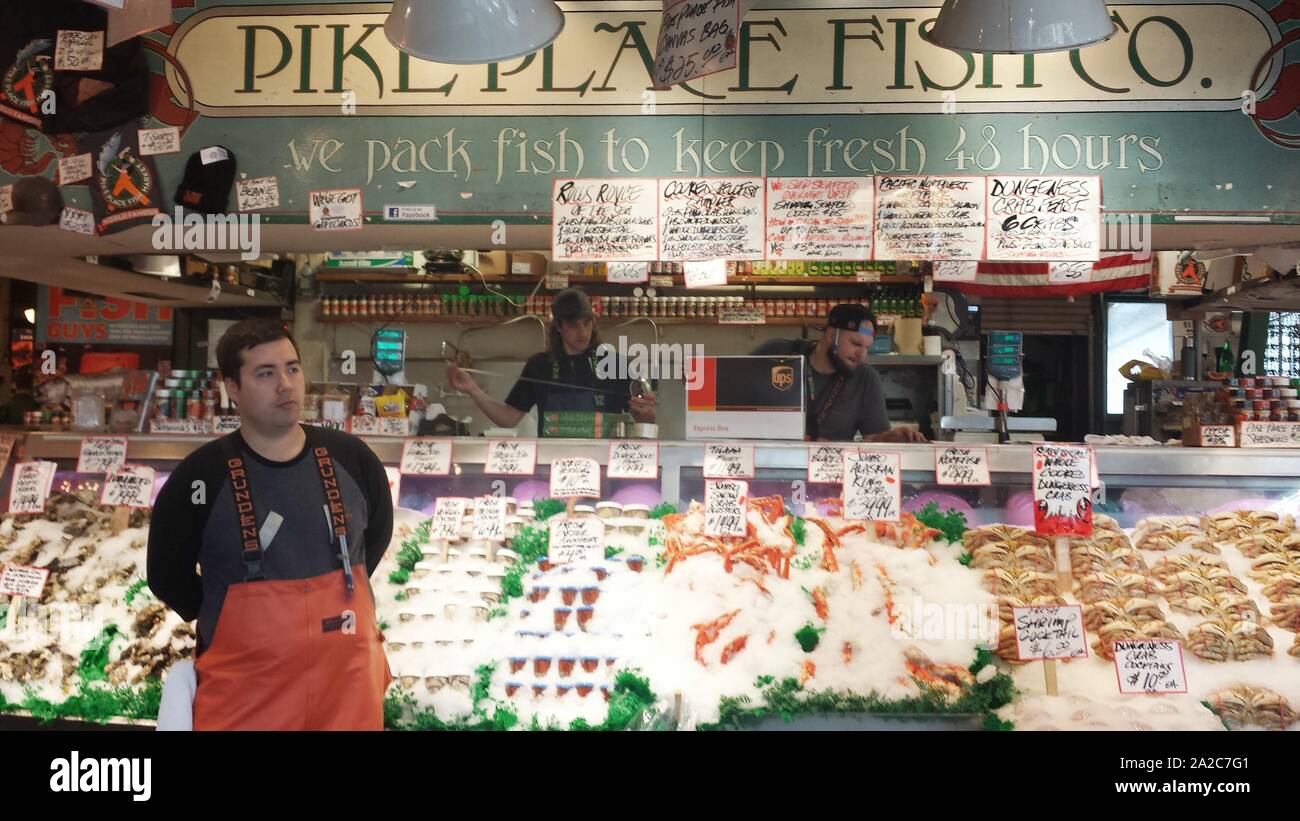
[692,609,741,666]
[720,634,749,664]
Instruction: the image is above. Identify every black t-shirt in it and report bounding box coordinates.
[752,338,891,441]
[146,426,394,650]
[505,351,631,434]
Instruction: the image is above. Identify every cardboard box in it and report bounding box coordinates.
[511,252,548,275]
[477,251,509,275]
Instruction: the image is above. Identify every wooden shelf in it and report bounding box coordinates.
[315,270,920,287]
[316,314,825,326]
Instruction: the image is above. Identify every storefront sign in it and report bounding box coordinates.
[1012,604,1089,660]
[37,287,173,347]
[1032,443,1094,535]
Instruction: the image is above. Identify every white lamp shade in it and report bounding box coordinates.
[927,0,1117,54]
[385,0,566,64]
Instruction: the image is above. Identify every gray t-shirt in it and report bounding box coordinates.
[752,339,891,441]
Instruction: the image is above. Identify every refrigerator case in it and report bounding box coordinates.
[3,434,1299,731]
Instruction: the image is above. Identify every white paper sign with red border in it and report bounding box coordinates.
[874,175,987,261]
[704,443,754,478]
[651,0,740,89]
[842,450,901,522]
[472,496,508,542]
[400,439,453,475]
[550,178,659,262]
[765,176,874,261]
[705,480,748,537]
[349,415,381,436]
[0,564,50,599]
[548,516,606,564]
[606,261,650,284]
[485,440,537,476]
[1012,604,1089,661]
[429,497,469,542]
[378,417,409,437]
[100,465,155,509]
[8,461,57,514]
[934,446,991,486]
[1112,638,1189,695]
[659,177,765,261]
[549,457,602,499]
[807,445,844,484]
[607,442,659,479]
[1031,443,1094,536]
[986,175,1102,262]
[77,436,128,474]
[309,188,363,231]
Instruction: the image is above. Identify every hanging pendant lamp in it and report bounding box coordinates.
[926,0,1117,54]
[384,0,566,65]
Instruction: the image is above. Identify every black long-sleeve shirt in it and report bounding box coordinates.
[146,426,394,651]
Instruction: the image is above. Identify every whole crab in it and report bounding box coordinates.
[964,524,1049,553]
[1208,685,1298,730]
[1149,553,1228,584]
[1267,597,1300,631]
[1070,546,1146,578]
[1075,571,1152,603]
[1186,619,1274,661]
[1201,510,1292,543]
[983,567,1058,598]
[971,541,1055,572]
[1169,593,1262,623]
[1091,619,1183,661]
[1082,597,1165,632]
[1232,528,1300,559]
[1249,551,1300,582]
[1262,572,1300,603]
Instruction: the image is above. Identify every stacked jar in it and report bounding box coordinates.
[1223,376,1300,422]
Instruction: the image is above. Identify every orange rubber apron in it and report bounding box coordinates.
[192,438,392,731]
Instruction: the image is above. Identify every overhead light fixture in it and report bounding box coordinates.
[384,0,565,65]
[926,0,1117,54]
[23,308,35,325]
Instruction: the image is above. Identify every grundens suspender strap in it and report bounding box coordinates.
[220,433,350,583]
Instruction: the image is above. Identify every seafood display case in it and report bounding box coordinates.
[3,434,1300,731]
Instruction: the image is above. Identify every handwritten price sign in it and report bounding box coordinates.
[429,497,468,542]
[807,445,844,484]
[0,564,50,599]
[549,457,602,499]
[77,437,128,474]
[842,451,900,522]
[705,480,748,537]
[548,516,606,564]
[399,439,453,475]
[1112,639,1188,695]
[651,0,740,88]
[1032,443,1093,536]
[100,465,155,509]
[607,442,658,479]
[704,443,753,478]
[485,440,537,475]
[1012,605,1089,661]
[472,496,507,542]
[934,446,991,486]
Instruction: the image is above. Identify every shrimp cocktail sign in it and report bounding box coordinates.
[6,1,1292,224]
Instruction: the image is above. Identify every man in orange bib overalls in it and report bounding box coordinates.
[148,319,394,730]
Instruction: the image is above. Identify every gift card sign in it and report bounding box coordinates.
[549,457,601,499]
[934,446,991,486]
[100,465,154,509]
[473,496,507,542]
[1112,639,1188,695]
[430,497,468,542]
[1012,605,1089,661]
[842,451,900,522]
[1031,444,1093,536]
[400,439,452,475]
[8,461,56,514]
[77,437,128,474]
[607,442,658,479]
[0,564,49,599]
[807,445,844,484]
[705,480,748,537]
[704,443,753,478]
[309,188,363,231]
[548,516,606,564]
[485,440,537,475]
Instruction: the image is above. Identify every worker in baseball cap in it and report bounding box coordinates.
[753,303,927,442]
[447,288,657,435]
